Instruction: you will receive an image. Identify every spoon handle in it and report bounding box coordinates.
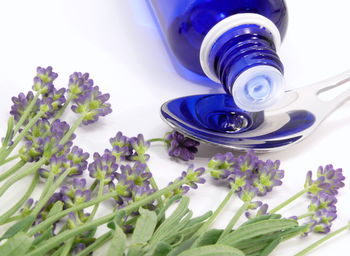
[296,70,350,116]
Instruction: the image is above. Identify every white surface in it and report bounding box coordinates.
[200,13,281,83]
[0,0,349,255]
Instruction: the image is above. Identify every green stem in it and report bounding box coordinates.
[297,212,314,220]
[38,171,54,201]
[0,154,20,166]
[87,179,104,221]
[194,187,236,237]
[31,168,71,218]
[294,223,350,256]
[0,172,39,224]
[269,188,308,214]
[1,110,45,162]
[0,215,23,224]
[75,231,112,256]
[28,191,119,236]
[89,180,98,192]
[59,115,84,146]
[139,154,163,208]
[26,179,188,255]
[52,96,73,122]
[12,92,41,136]
[0,160,26,182]
[219,201,250,240]
[0,157,47,197]
[60,237,75,256]
[148,138,167,143]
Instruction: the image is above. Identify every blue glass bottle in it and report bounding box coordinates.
[148,0,288,112]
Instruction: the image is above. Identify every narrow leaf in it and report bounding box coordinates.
[240,214,281,227]
[151,197,190,243]
[157,195,182,221]
[260,238,281,256]
[107,226,126,256]
[0,232,32,256]
[47,201,64,218]
[32,227,53,246]
[192,229,223,248]
[128,208,158,256]
[168,237,197,256]
[132,208,157,244]
[3,117,14,146]
[153,242,173,256]
[178,245,245,256]
[219,219,297,246]
[1,215,35,240]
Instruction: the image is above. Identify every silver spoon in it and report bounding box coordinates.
[160,70,350,152]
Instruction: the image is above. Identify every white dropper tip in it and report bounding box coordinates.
[232,65,285,112]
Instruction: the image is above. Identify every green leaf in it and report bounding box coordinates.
[132,208,157,244]
[107,226,126,256]
[32,227,53,246]
[192,229,223,248]
[128,208,158,256]
[0,232,32,256]
[107,210,126,230]
[3,117,14,146]
[260,238,281,256]
[240,214,281,227]
[168,237,197,256]
[157,195,182,222]
[153,242,173,256]
[235,226,305,250]
[150,197,190,244]
[177,245,245,256]
[47,201,64,218]
[219,219,298,246]
[1,215,35,240]
[186,211,212,228]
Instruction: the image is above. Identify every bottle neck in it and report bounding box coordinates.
[207,24,285,111]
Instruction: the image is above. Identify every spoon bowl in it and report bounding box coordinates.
[161,71,350,152]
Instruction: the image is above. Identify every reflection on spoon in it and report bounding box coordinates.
[161,71,350,152]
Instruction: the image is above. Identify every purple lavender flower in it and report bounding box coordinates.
[235,150,259,172]
[109,131,133,160]
[304,207,337,235]
[68,72,94,100]
[71,86,112,125]
[10,91,37,122]
[20,119,75,163]
[129,134,150,162]
[165,131,200,161]
[65,146,90,176]
[237,184,259,202]
[252,160,284,196]
[208,152,235,180]
[88,151,118,184]
[308,193,337,212]
[118,162,152,187]
[40,87,67,118]
[19,119,51,162]
[246,203,269,219]
[20,198,34,217]
[132,186,156,210]
[33,66,57,95]
[164,179,190,198]
[305,165,345,196]
[180,164,206,189]
[60,178,92,208]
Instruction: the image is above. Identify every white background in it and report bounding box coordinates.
[0,0,350,255]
